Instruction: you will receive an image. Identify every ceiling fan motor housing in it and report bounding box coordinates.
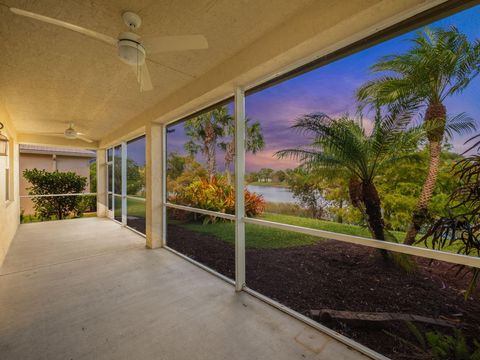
[118,32,146,66]
[64,127,77,139]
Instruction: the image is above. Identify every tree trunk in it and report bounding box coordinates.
[404,140,442,244]
[361,181,385,241]
[349,177,388,259]
[224,142,235,185]
[204,121,216,179]
[404,102,446,245]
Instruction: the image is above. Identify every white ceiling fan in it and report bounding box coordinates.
[9,8,209,92]
[32,123,94,143]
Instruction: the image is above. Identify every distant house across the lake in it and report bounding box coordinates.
[19,145,96,215]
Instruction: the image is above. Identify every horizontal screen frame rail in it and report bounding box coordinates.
[20,193,97,198]
[244,217,480,269]
[164,202,236,221]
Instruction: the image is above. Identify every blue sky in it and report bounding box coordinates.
[167,5,480,172]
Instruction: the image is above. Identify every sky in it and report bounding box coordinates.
[126,135,146,166]
[167,5,480,172]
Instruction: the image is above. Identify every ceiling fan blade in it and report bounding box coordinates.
[143,35,208,53]
[130,63,153,92]
[22,132,65,136]
[77,135,94,143]
[10,7,117,46]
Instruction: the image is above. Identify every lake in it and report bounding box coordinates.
[246,185,296,203]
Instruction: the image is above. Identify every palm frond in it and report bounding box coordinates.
[444,112,477,140]
[463,133,480,154]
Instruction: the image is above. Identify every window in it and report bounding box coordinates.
[165,99,236,280]
[107,148,113,211]
[126,135,146,234]
[241,5,480,359]
[159,4,480,359]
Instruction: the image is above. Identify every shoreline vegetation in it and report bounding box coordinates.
[246,181,288,188]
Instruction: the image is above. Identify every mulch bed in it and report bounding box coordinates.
[167,224,480,359]
[126,218,146,234]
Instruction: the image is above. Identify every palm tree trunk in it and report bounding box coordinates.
[404,139,442,244]
[404,103,446,245]
[205,121,216,180]
[349,177,388,259]
[224,142,235,185]
[362,181,385,241]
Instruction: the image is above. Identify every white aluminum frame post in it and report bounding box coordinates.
[234,87,246,291]
[121,143,127,225]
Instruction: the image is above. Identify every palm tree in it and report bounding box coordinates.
[220,118,265,184]
[184,108,228,178]
[275,110,421,246]
[357,26,479,245]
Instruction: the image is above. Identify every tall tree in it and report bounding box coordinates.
[357,27,479,244]
[220,117,265,184]
[276,111,421,249]
[184,108,227,178]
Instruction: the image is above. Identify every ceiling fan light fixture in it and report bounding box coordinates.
[64,127,77,139]
[118,32,145,66]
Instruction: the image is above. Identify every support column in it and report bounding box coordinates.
[234,87,246,291]
[145,122,164,249]
[96,149,107,217]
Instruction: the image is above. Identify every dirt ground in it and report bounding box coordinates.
[167,224,480,359]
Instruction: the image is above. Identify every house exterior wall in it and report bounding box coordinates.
[19,153,93,215]
[0,103,19,267]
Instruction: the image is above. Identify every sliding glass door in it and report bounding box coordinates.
[126,136,146,234]
[107,135,146,235]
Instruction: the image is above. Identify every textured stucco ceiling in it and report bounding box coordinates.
[0,0,315,142]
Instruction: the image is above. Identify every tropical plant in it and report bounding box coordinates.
[275,110,422,254]
[170,176,265,221]
[357,26,479,244]
[23,169,87,220]
[403,322,480,360]
[420,135,480,298]
[219,117,265,184]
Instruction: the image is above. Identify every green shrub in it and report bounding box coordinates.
[23,169,87,220]
[405,322,480,360]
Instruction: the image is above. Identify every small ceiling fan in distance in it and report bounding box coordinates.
[9,8,209,92]
[32,123,94,143]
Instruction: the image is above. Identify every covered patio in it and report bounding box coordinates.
[0,218,365,360]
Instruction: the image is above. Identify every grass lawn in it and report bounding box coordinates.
[172,212,464,253]
[171,213,394,249]
[127,197,146,218]
[172,218,318,249]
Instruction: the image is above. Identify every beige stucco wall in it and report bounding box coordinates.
[0,101,19,267]
[19,153,93,215]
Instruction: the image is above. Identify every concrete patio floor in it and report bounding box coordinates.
[0,217,368,360]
